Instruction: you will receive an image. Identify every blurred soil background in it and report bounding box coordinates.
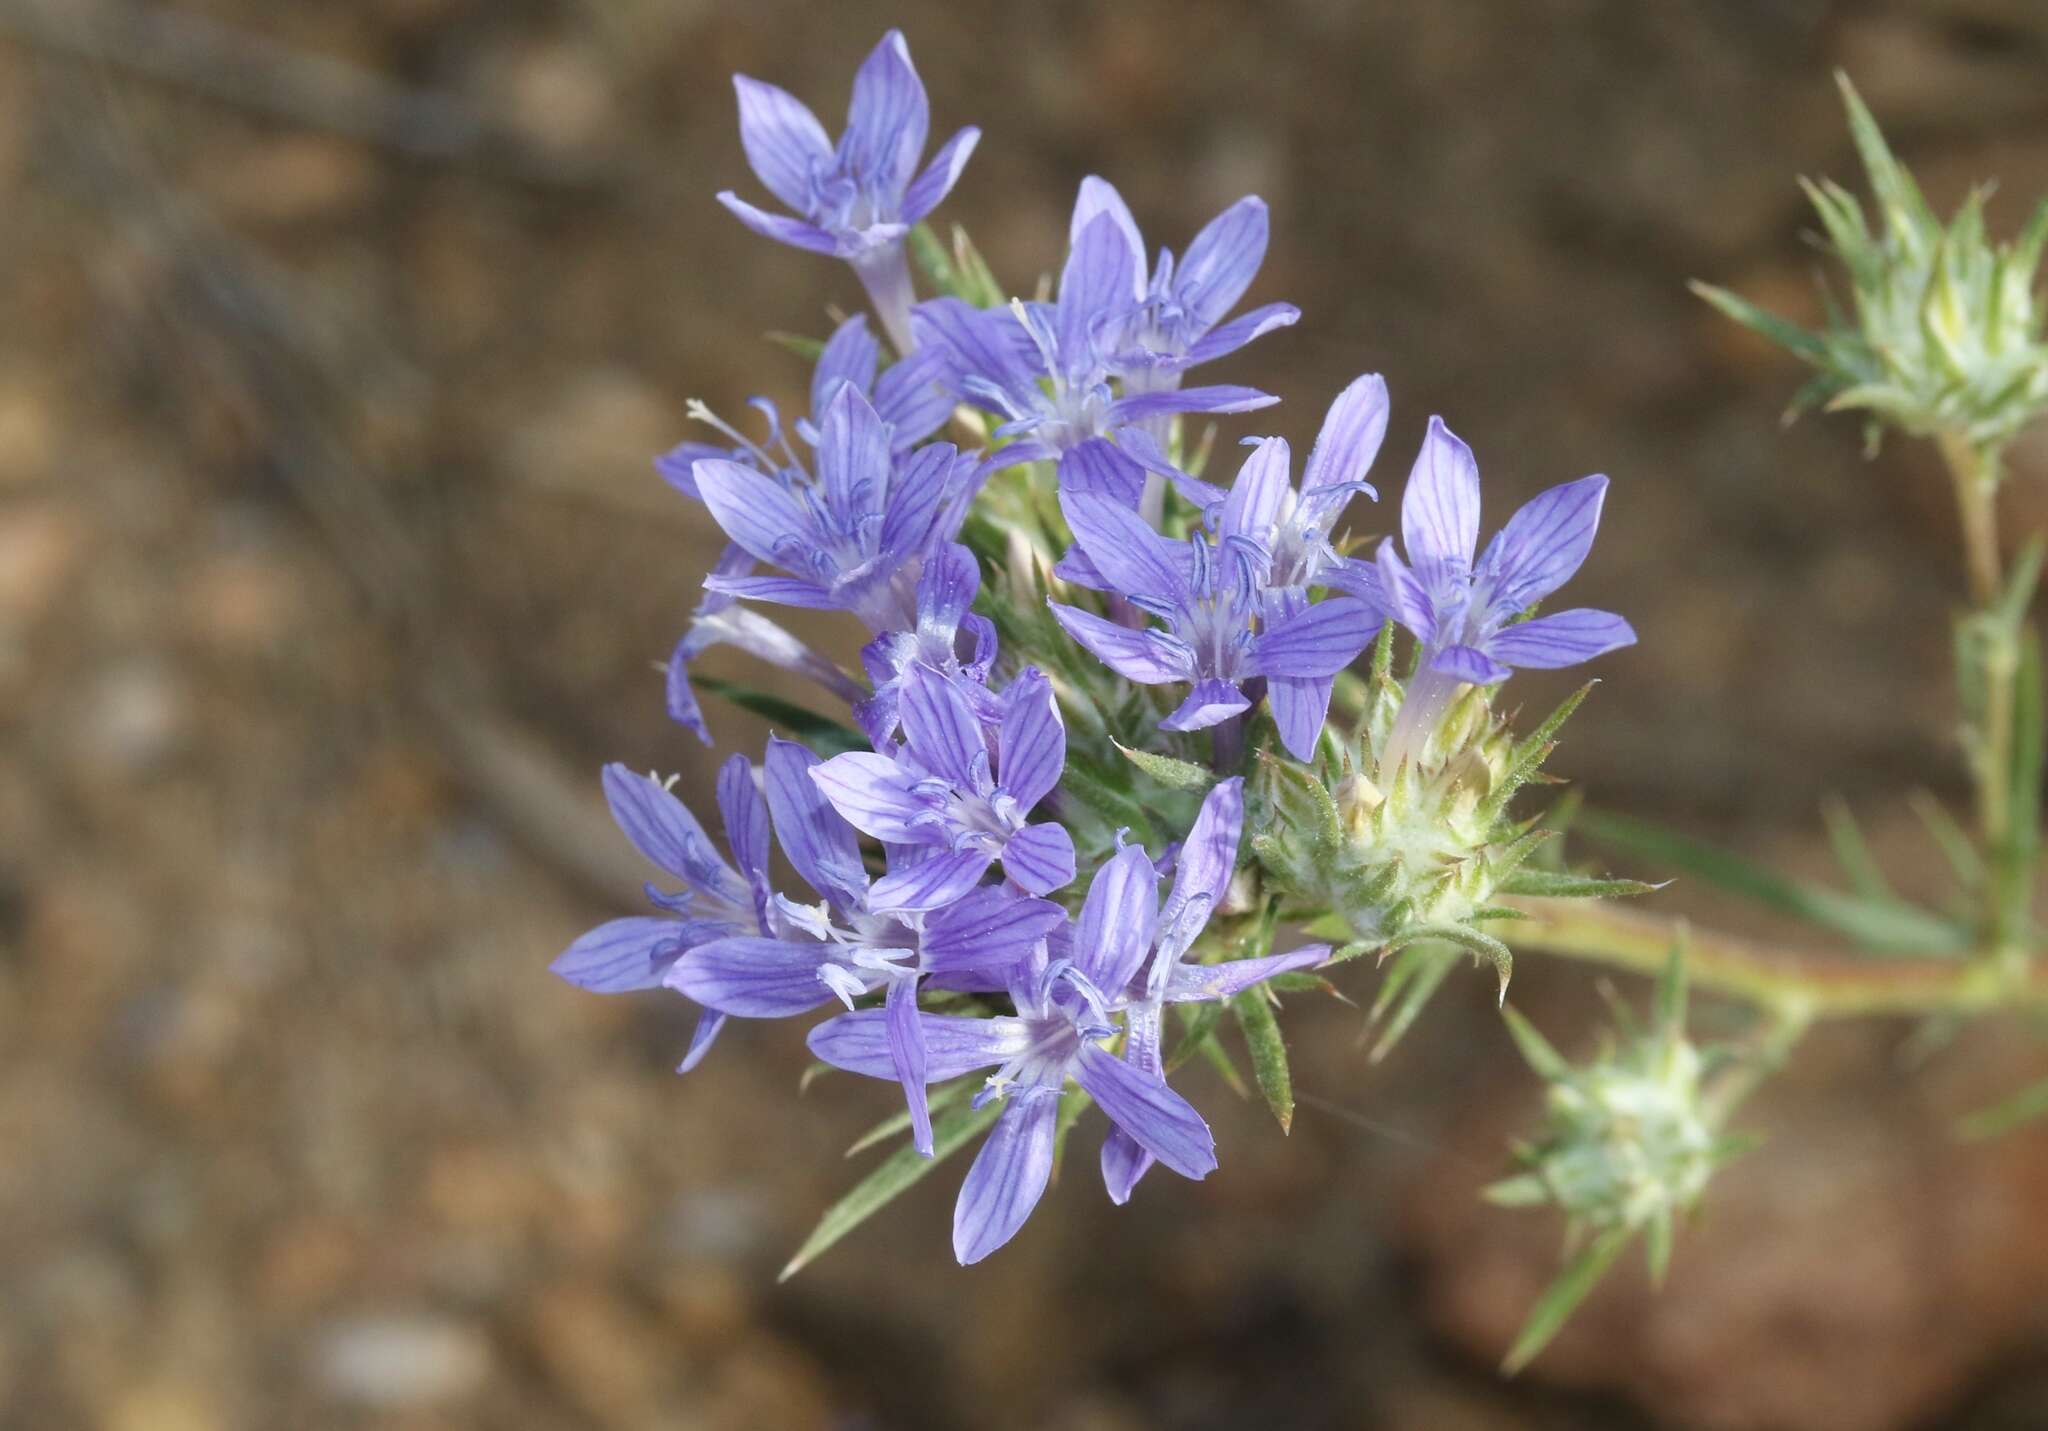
[4,0,2048,1427]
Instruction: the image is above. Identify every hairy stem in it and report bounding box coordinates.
[1938,430,2003,609]
[1501,897,2048,1018]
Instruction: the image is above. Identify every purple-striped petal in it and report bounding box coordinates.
[1098,1003,1164,1204]
[1110,384,1277,422]
[900,665,988,786]
[809,1009,1030,1081]
[1303,373,1389,497]
[877,442,958,568]
[1217,436,1291,547]
[816,384,891,528]
[1059,491,1188,607]
[1478,474,1610,617]
[1266,673,1335,763]
[551,917,686,993]
[1402,417,1482,572]
[1073,843,1160,996]
[677,1008,726,1073]
[868,846,995,913]
[839,30,929,198]
[810,752,932,844]
[872,345,957,451]
[731,75,833,214]
[653,441,728,502]
[921,887,1066,975]
[954,1092,1059,1264]
[811,316,881,419]
[1048,603,1191,685]
[1056,438,1148,507]
[901,125,980,224]
[1074,1043,1216,1181]
[1179,301,1300,367]
[1429,643,1511,685]
[886,974,934,1155]
[717,192,841,254]
[1374,540,1436,640]
[702,573,840,609]
[601,764,745,901]
[1163,777,1242,946]
[911,298,1038,398]
[1000,822,1076,897]
[1160,678,1252,731]
[998,668,1065,811]
[1253,596,1375,678]
[693,456,815,568]
[1059,212,1140,365]
[1485,609,1637,670]
[1067,176,1147,301]
[1176,195,1268,330]
[715,754,770,893]
[764,736,867,902]
[1163,944,1330,1003]
[666,936,834,1017]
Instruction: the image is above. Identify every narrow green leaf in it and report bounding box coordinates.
[1644,1206,1675,1289]
[1958,1075,2048,1140]
[1688,280,1826,360]
[1482,1173,1551,1208]
[1575,808,1971,956]
[1232,990,1294,1133]
[765,330,828,362]
[692,675,867,756]
[1835,71,1932,230]
[1498,868,1659,900]
[1502,1228,1631,1374]
[1368,942,1456,1063]
[780,1098,1001,1280]
[1821,796,1895,901]
[1907,789,1983,888]
[1113,741,1216,793]
[1499,1004,1571,1081]
[1995,631,2043,945]
[1059,751,1160,843]
[1653,938,1689,1039]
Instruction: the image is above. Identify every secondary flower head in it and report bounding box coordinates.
[721,30,979,352]
[1048,488,1379,759]
[810,664,1076,912]
[1375,417,1635,769]
[855,539,998,747]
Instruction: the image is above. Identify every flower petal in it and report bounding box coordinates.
[953,1092,1060,1264]
[1073,842,1160,996]
[1160,678,1252,732]
[1164,944,1331,1003]
[1176,195,1269,329]
[1000,822,1076,896]
[1048,603,1190,685]
[677,1009,726,1073]
[1163,777,1242,946]
[1178,301,1299,368]
[1484,609,1637,670]
[868,846,995,913]
[872,344,958,452]
[1216,436,1291,548]
[1058,490,1189,607]
[731,75,833,213]
[810,316,881,420]
[701,573,841,609]
[1265,673,1335,763]
[810,752,932,844]
[1098,1003,1164,1204]
[816,383,891,530]
[1477,474,1609,617]
[1253,596,1375,678]
[715,754,770,893]
[1401,416,1481,572]
[716,192,841,254]
[692,456,815,569]
[1110,384,1277,422]
[1067,176,1147,302]
[809,1010,1031,1081]
[1074,1043,1216,1181]
[998,667,1065,811]
[1055,438,1148,508]
[1429,643,1511,684]
[901,125,980,224]
[839,30,929,198]
[920,887,1067,975]
[900,664,989,786]
[886,974,935,1155]
[1303,373,1389,497]
[764,736,867,903]
[601,764,745,901]
[666,936,834,1017]
[550,917,686,993]
[1059,212,1141,365]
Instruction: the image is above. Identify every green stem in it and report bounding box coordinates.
[1501,897,2048,1018]
[1935,431,2026,964]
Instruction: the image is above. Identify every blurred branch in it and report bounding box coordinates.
[0,0,621,189]
[1505,897,2048,1018]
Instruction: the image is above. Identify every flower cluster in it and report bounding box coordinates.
[551,29,1637,1267]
